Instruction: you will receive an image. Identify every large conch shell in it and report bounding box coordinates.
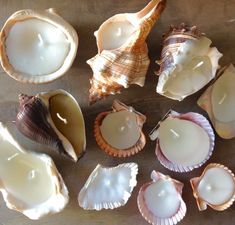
[16,89,86,162]
[0,122,69,219]
[87,0,167,104]
[156,23,222,101]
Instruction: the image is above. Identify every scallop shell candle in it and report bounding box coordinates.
[0,9,78,83]
[190,163,235,211]
[0,122,68,219]
[16,90,86,161]
[149,110,215,172]
[94,100,146,157]
[137,171,186,225]
[87,0,166,104]
[156,24,222,101]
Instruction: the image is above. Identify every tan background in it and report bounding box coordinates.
[0,0,235,224]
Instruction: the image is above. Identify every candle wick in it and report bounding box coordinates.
[170,129,180,138]
[37,34,44,46]
[218,93,227,105]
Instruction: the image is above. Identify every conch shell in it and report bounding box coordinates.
[156,23,222,100]
[16,89,86,161]
[87,0,167,104]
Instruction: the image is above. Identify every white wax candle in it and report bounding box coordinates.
[158,117,210,166]
[197,167,235,205]
[144,179,181,218]
[100,110,140,149]
[5,18,70,76]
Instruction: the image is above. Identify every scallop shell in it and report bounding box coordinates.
[190,163,235,211]
[156,23,222,101]
[78,162,138,210]
[94,99,146,157]
[0,122,69,220]
[198,64,235,139]
[149,110,215,172]
[87,0,166,104]
[137,170,186,225]
[0,8,78,83]
[16,89,86,162]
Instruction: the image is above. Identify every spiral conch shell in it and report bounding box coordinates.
[156,24,222,101]
[87,0,167,104]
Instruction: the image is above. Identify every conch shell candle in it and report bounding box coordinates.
[78,163,138,210]
[190,163,235,211]
[0,122,68,219]
[156,24,222,100]
[0,8,78,83]
[87,0,166,104]
[198,64,235,139]
[16,90,86,161]
[149,110,215,172]
[94,100,146,157]
[137,171,186,225]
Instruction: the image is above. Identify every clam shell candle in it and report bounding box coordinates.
[87,0,166,104]
[137,171,186,225]
[190,163,235,211]
[0,9,78,83]
[94,100,146,157]
[156,24,222,101]
[149,110,215,172]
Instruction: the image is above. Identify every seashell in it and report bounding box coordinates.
[137,170,186,225]
[78,162,138,210]
[0,122,69,220]
[94,99,146,157]
[16,89,86,162]
[198,64,235,139]
[156,23,222,101]
[149,110,215,172]
[0,8,78,83]
[87,0,167,104]
[190,163,235,211]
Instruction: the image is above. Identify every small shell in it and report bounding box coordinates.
[0,8,78,83]
[78,162,138,210]
[94,99,146,157]
[190,163,235,211]
[87,0,166,104]
[149,110,215,172]
[198,64,235,139]
[156,24,222,101]
[137,171,186,225]
[16,89,86,162]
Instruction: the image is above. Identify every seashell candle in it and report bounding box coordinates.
[15,89,86,162]
[156,24,222,101]
[0,122,68,220]
[87,0,166,104]
[0,9,78,83]
[78,163,138,210]
[94,100,146,157]
[137,171,186,225]
[190,163,235,211]
[149,110,215,172]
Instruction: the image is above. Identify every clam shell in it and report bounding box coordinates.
[190,163,235,211]
[0,8,78,83]
[78,162,138,210]
[16,89,86,161]
[137,171,186,225]
[87,0,166,104]
[94,99,146,157]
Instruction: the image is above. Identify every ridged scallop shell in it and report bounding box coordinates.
[87,0,166,104]
[94,99,146,157]
[16,89,86,161]
[78,162,138,210]
[156,23,222,101]
[149,110,215,172]
[137,171,186,225]
[190,163,235,211]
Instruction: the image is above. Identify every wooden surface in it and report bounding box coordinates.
[0,0,235,225]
